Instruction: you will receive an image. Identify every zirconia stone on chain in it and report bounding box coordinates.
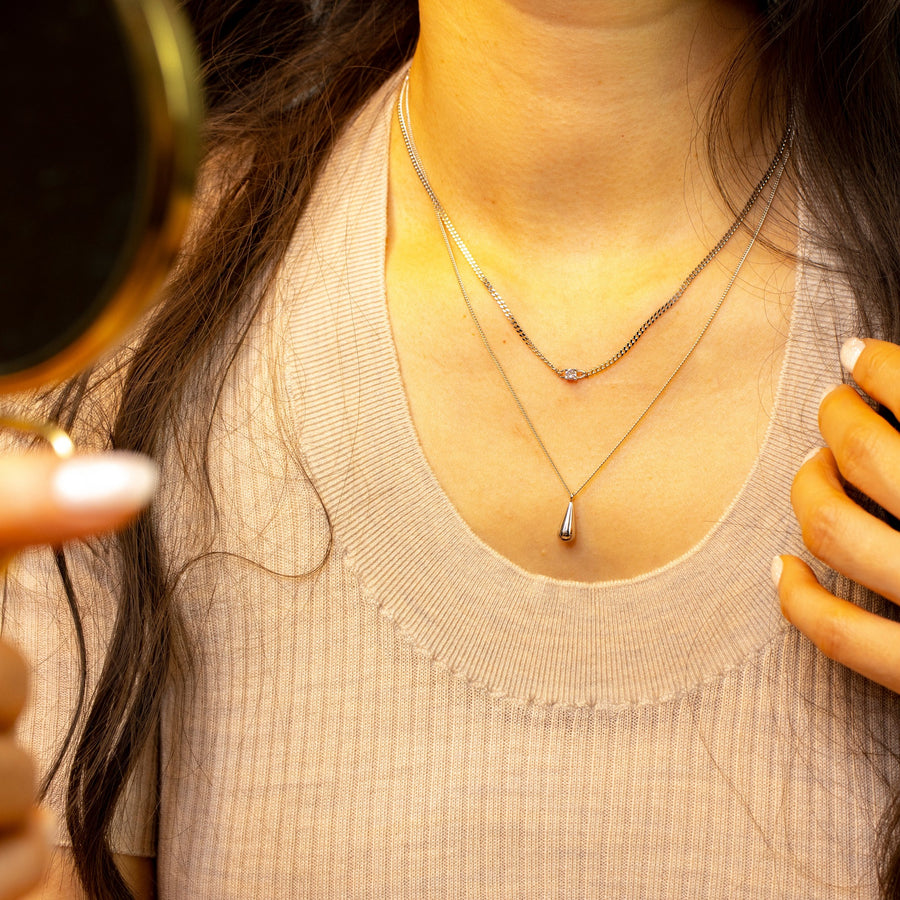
[398,71,792,387]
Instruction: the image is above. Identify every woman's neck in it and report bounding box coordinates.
[408,0,764,259]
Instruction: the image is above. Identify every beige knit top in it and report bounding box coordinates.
[7,72,900,899]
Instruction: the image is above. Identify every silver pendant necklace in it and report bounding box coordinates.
[397,78,792,542]
[398,74,792,384]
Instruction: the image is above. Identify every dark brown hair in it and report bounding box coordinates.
[45,1,900,897]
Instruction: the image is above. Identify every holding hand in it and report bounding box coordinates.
[0,640,46,900]
[775,338,900,694]
[0,451,156,899]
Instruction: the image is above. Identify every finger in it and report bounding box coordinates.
[0,735,34,831]
[0,811,51,900]
[775,554,900,694]
[0,452,157,555]
[841,337,900,415]
[791,448,900,604]
[0,644,27,732]
[819,383,900,518]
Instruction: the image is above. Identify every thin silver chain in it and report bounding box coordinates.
[398,74,792,383]
[399,79,791,504]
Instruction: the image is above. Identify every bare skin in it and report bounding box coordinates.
[778,339,900,696]
[386,0,795,581]
[387,0,900,703]
[0,452,156,900]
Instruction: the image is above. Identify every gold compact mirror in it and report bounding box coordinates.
[0,0,202,394]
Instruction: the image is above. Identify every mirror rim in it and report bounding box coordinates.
[0,0,202,393]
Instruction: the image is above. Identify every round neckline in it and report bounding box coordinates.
[281,71,843,707]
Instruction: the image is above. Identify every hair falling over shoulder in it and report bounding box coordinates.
[46,1,900,896]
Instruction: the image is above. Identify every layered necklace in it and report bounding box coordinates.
[397,75,792,543]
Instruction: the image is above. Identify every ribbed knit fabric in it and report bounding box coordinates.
[7,71,900,898]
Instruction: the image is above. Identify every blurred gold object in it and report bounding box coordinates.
[0,0,202,392]
[0,416,75,458]
[0,0,202,452]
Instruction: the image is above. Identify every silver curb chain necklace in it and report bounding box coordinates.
[396,79,792,543]
[398,74,792,384]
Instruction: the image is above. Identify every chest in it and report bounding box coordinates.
[384,248,794,581]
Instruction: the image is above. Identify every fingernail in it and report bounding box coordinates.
[819,383,841,407]
[800,447,823,467]
[770,555,783,588]
[840,337,865,374]
[52,453,158,513]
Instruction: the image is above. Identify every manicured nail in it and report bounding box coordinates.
[840,337,865,374]
[819,383,841,407]
[800,447,823,467]
[52,453,158,513]
[770,555,783,588]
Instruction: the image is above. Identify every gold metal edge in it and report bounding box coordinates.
[0,0,203,393]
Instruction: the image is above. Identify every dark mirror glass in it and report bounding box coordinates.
[1,0,145,373]
[0,0,200,390]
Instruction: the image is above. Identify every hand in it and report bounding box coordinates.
[0,450,157,899]
[0,640,48,900]
[774,337,900,694]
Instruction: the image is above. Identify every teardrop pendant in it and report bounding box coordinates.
[559,500,575,542]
